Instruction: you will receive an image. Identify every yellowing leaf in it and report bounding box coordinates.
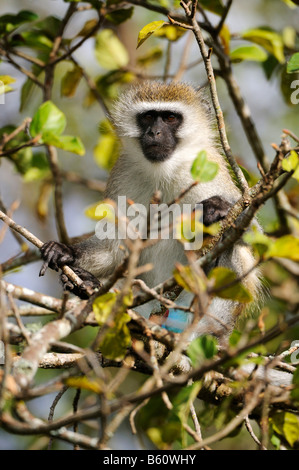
[281,0,298,8]
[76,18,97,37]
[93,134,120,170]
[219,24,230,55]
[93,292,118,325]
[66,376,103,394]
[85,200,116,222]
[93,120,120,170]
[208,266,253,303]
[267,235,299,261]
[99,311,131,361]
[0,75,16,94]
[153,24,186,41]
[242,28,285,64]
[61,65,83,97]
[137,20,166,49]
[173,264,206,293]
[282,150,299,172]
[95,29,129,70]
[282,26,296,49]
[270,411,299,447]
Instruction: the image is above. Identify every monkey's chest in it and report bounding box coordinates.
[138,239,186,287]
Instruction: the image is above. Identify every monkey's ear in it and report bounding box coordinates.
[195,85,212,115]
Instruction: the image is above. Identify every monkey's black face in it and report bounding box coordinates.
[137,110,183,162]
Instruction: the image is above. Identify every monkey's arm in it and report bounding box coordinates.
[40,236,124,299]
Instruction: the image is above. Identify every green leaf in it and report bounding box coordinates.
[208,266,253,303]
[190,150,219,182]
[137,20,166,49]
[0,10,38,35]
[171,382,202,431]
[33,15,62,40]
[23,152,50,182]
[262,55,280,80]
[243,226,273,257]
[230,45,268,63]
[61,65,83,97]
[242,28,285,64]
[106,7,134,25]
[287,53,299,73]
[42,133,85,156]
[187,335,218,367]
[30,101,85,155]
[11,31,53,51]
[200,0,225,15]
[267,235,299,261]
[30,101,66,138]
[270,411,299,447]
[95,29,129,70]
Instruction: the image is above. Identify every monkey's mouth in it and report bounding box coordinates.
[143,146,172,162]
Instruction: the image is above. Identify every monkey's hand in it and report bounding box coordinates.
[60,266,101,299]
[200,195,231,227]
[40,241,75,275]
[39,241,101,299]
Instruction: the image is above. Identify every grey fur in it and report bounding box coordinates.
[71,82,260,341]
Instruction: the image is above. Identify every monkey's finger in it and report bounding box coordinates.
[39,260,50,277]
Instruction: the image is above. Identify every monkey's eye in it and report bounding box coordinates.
[165,114,177,122]
[144,113,154,121]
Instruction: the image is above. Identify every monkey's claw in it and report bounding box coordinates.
[39,241,75,276]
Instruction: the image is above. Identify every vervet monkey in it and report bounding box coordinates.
[40,81,260,341]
